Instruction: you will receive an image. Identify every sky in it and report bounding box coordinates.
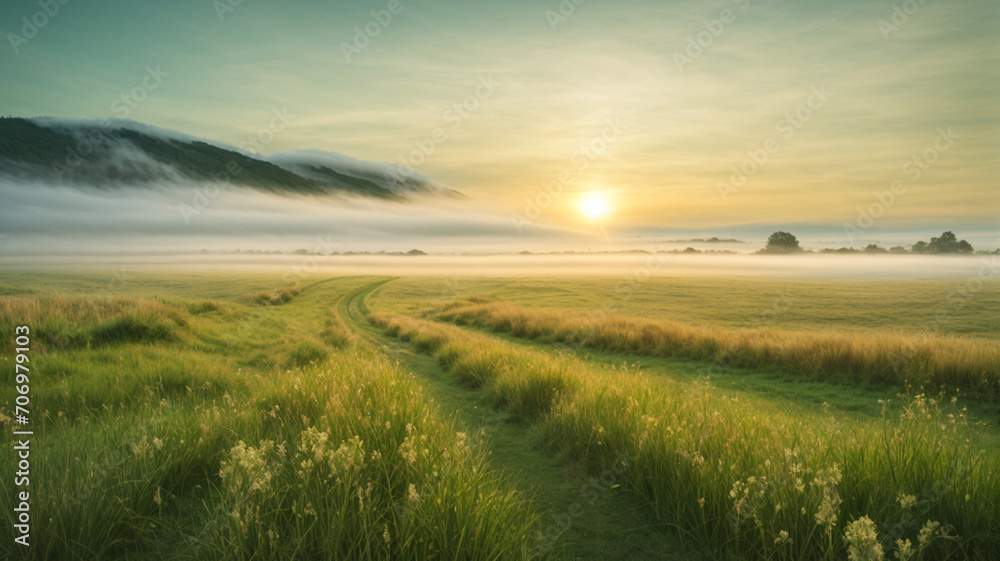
[1,0,997,247]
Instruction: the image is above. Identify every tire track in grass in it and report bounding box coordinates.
[428,313,1000,434]
[338,279,695,561]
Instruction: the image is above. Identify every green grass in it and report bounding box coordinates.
[372,277,1000,338]
[340,279,694,561]
[2,271,998,561]
[0,276,541,560]
[428,299,1000,400]
[371,311,1000,561]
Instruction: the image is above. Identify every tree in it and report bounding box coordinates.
[863,244,887,253]
[913,231,974,254]
[760,231,803,254]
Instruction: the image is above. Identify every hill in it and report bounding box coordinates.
[0,117,461,201]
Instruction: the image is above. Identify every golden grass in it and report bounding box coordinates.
[434,301,1000,399]
[372,311,1000,561]
[252,286,301,306]
[0,294,188,352]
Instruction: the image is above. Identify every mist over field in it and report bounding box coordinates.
[1,173,996,258]
[1,1,998,560]
[2,249,997,282]
[0,177,576,254]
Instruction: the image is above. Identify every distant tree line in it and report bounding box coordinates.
[758,231,982,255]
[209,248,428,256]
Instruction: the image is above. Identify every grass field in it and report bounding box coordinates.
[1,271,998,560]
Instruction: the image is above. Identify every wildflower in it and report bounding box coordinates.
[814,488,842,532]
[153,487,163,506]
[298,458,315,478]
[812,464,843,534]
[730,480,743,500]
[153,437,163,450]
[698,497,705,509]
[383,524,391,545]
[329,438,366,476]
[894,538,913,561]
[774,530,792,545]
[917,521,940,547]
[844,516,884,561]
[131,437,151,458]
[221,440,276,494]
[398,436,418,465]
[408,483,421,504]
[897,493,917,509]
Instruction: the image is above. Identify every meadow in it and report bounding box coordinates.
[1,270,998,560]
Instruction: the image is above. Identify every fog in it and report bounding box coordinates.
[1,174,996,280]
[3,248,997,281]
[266,150,442,194]
[0,177,579,255]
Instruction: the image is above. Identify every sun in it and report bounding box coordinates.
[579,191,612,221]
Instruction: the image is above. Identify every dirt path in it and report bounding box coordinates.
[336,279,694,561]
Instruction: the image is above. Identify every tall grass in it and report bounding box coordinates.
[372,312,1000,561]
[0,294,186,352]
[320,306,356,349]
[433,301,1000,400]
[0,295,542,560]
[212,345,539,561]
[252,286,302,306]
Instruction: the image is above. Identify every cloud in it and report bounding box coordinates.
[0,177,570,255]
[266,149,445,194]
